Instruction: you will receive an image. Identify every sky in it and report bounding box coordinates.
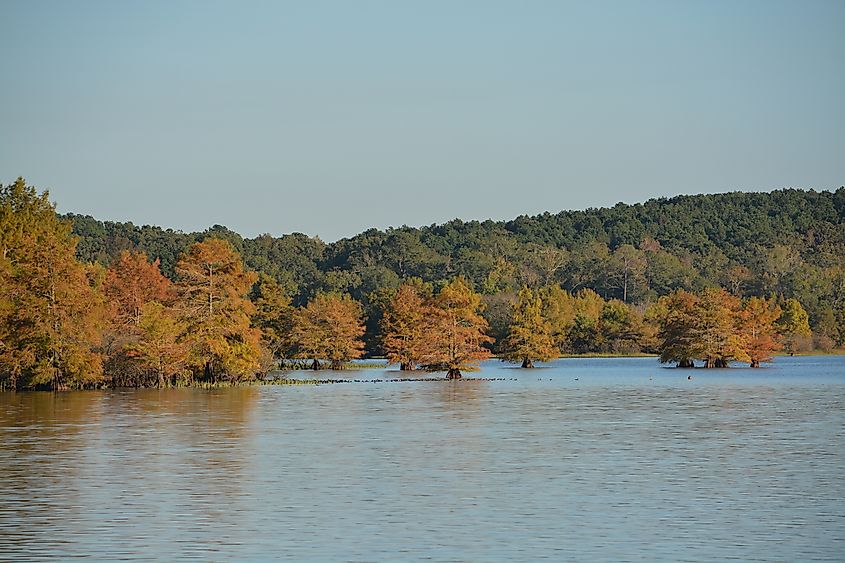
[1,0,843,241]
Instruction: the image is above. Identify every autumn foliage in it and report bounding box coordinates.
[125,302,190,387]
[655,288,782,368]
[501,286,558,368]
[741,297,782,368]
[0,179,104,390]
[0,178,821,389]
[105,250,175,328]
[419,278,493,378]
[381,280,433,370]
[176,239,264,381]
[289,292,366,369]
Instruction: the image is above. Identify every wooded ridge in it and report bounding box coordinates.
[1,178,843,389]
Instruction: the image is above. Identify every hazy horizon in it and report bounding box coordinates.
[2,0,843,241]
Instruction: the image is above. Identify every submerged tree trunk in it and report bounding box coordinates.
[400,362,416,371]
[750,359,761,368]
[521,358,534,369]
[677,359,695,368]
[52,364,64,391]
[310,359,321,370]
[447,368,462,379]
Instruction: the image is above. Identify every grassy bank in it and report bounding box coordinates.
[775,349,845,357]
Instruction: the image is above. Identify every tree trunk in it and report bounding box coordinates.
[310,359,321,370]
[678,359,695,368]
[521,358,534,369]
[623,269,628,303]
[750,359,760,368]
[447,368,462,379]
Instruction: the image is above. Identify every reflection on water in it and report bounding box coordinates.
[0,357,843,562]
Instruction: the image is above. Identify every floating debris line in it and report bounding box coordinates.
[264,377,517,386]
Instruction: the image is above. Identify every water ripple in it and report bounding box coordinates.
[0,357,843,561]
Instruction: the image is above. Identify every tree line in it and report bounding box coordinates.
[66,185,845,355]
[0,178,836,389]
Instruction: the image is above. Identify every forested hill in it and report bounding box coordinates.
[67,187,845,341]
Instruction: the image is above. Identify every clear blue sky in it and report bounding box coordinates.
[1,0,843,241]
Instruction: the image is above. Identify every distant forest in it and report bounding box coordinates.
[68,187,845,352]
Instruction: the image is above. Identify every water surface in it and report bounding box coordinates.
[1,357,843,561]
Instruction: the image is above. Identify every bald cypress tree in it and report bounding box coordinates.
[778,298,812,354]
[0,178,105,390]
[741,296,782,368]
[502,286,558,368]
[421,278,493,379]
[289,292,366,370]
[656,290,699,368]
[176,238,264,381]
[692,288,748,368]
[250,274,294,361]
[381,280,433,371]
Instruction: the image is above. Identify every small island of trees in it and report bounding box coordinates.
[0,178,839,390]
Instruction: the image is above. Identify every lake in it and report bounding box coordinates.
[1,356,843,562]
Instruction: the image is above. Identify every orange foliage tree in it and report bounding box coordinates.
[693,288,749,368]
[289,292,366,369]
[741,296,782,367]
[657,288,786,368]
[381,280,433,370]
[176,238,264,381]
[0,178,105,390]
[100,250,177,385]
[104,250,174,329]
[421,277,492,379]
